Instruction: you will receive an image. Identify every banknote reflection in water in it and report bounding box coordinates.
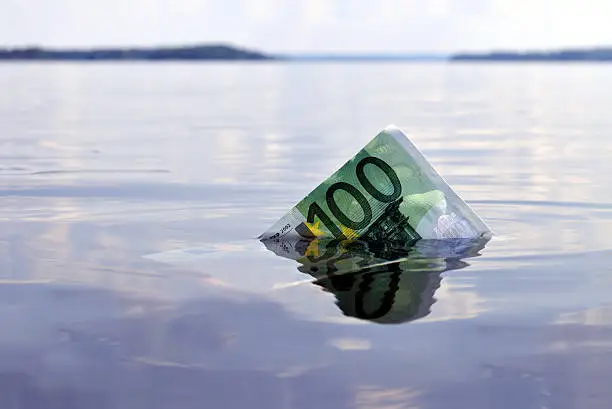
[262,236,489,324]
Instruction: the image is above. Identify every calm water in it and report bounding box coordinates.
[2,62,612,408]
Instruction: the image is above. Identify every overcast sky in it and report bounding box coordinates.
[2,0,612,53]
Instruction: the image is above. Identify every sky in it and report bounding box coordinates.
[2,0,612,53]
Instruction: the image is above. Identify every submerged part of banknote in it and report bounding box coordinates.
[262,235,490,324]
[260,125,491,242]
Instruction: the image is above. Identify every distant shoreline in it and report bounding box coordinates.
[2,44,612,62]
[0,44,274,61]
[451,48,612,62]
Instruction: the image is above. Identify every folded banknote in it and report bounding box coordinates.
[260,125,491,242]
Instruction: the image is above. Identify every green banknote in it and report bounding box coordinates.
[260,125,491,242]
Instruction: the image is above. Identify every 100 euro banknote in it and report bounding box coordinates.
[260,125,491,242]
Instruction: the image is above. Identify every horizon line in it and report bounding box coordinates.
[2,42,612,54]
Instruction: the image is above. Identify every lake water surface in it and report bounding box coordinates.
[2,63,612,408]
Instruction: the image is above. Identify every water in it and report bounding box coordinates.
[1,62,612,408]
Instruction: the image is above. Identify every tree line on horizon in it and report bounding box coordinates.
[1,44,612,61]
